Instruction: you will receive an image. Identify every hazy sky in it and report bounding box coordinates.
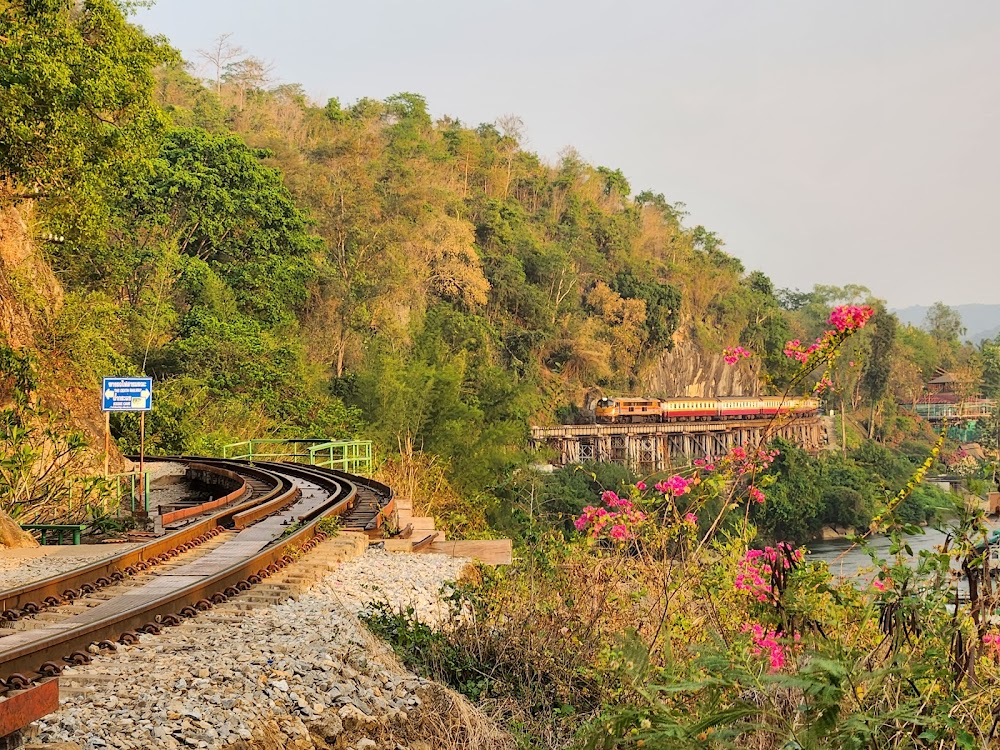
[133,1,1000,308]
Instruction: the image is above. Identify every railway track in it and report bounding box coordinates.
[0,458,392,731]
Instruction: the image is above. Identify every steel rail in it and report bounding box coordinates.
[321,467,393,531]
[0,461,366,685]
[158,462,249,526]
[0,461,291,625]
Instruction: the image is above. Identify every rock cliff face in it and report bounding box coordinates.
[0,204,62,351]
[640,338,759,398]
[0,204,126,479]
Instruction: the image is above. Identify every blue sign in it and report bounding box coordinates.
[102,377,153,412]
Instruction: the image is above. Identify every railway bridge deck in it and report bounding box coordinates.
[530,416,827,472]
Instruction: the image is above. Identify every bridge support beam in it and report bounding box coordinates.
[531,417,827,473]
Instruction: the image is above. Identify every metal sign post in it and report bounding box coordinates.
[102,377,153,506]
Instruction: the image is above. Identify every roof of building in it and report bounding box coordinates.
[914,393,960,404]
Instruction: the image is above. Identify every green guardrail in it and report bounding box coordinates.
[20,470,149,529]
[222,439,373,476]
[109,471,150,514]
[68,471,149,515]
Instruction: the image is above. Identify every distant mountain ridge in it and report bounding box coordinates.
[892,304,1000,343]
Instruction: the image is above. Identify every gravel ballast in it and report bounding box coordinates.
[29,549,507,750]
[0,544,138,591]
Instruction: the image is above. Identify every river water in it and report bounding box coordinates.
[807,526,972,585]
[805,526,1000,626]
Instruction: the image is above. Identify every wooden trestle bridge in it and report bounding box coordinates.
[530,416,827,473]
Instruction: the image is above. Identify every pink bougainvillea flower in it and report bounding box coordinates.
[608,524,631,541]
[655,475,691,497]
[722,346,754,365]
[635,481,646,491]
[783,305,874,366]
[693,457,717,471]
[683,513,698,525]
[872,578,887,592]
[735,543,804,603]
[741,622,798,672]
[828,304,874,333]
[718,446,778,478]
[983,633,1000,660]
[574,490,648,542]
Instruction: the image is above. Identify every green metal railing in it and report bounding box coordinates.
[31,470,149,525]
[222,439,373,476]
[913,399,995,421]
[109,471,150,514]
[307,440,373,473]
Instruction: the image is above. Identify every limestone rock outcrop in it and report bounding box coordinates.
[641,338,759,398]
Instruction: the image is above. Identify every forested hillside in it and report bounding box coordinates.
[2,1,997,534]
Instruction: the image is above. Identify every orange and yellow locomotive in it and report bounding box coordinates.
[594,395,819,424]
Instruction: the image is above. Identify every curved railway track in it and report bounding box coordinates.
[0,459,392,696]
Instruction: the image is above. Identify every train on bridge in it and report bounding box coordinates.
[594,395,820,424]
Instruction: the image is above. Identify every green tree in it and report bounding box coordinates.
[0,0,172,202]
[980,334,1000,398]
[861,306,898,439]
[925,301,965,343]
[611,269,681,352]
[752,438,824,543]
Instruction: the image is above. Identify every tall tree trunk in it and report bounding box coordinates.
[841,396,847,459]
